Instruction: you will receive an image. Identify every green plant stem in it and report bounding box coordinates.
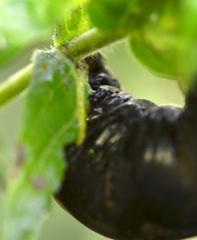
[61,28,124,60]
[0,28,125,107]
[0,64,33,106]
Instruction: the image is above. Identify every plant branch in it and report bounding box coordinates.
[61,28,125,60]
[0,64,33,107]
[0,28,126,107]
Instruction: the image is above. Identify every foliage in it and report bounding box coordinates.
[0,0,78,66]
[87,0,138,32]
[54,1,91,47]
[130,0,197,90]
[0,0,197,239]
[4,50,86,240]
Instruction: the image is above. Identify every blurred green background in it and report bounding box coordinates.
[0,41,189,240]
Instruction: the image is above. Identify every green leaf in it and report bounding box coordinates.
[25,0,79,29]
[4,50,86,240]
[130,29,179,79]
[0,1,33,66]
[0,0,79,67]
[87,0,138,33]
[54,0,91,47]
[177,0,197,88]
[0,41,22,68]
[129,0,197,91]
[0,1,46,67]
[129,0,180,77]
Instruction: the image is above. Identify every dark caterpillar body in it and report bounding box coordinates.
[56,54,197,240]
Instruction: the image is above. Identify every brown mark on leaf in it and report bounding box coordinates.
[7,145,26,181]
[32,176,46,191]
[40,63,48,70]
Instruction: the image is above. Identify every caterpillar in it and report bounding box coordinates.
[56,54,197,240]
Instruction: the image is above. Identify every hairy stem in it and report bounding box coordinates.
[61,28,124,60]
[0,29,125,107]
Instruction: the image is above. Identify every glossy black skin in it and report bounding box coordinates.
[84,53,121,91]
[56,55,197,240]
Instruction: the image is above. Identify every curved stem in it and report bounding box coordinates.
[0,64,33,106]
[0,28,125,107]
[61,28,125,60]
